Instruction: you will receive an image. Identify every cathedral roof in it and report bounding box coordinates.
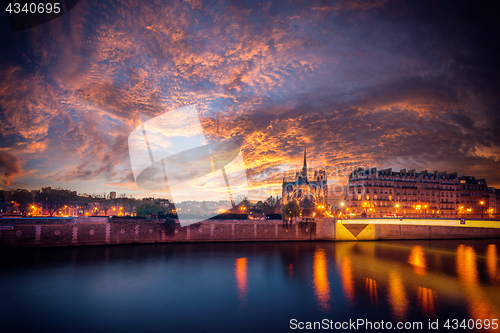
[297,176,307,185]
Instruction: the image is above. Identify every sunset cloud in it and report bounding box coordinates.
[0,152,23,185]
[1,0,499,200]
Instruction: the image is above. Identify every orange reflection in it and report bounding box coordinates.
[456,245,478,285]
[408,246,426,275]
[313,249,331,311]
[486,244,498,283]
[365,278,378,305]
[388,271,408,320]
[288,263,294,281]
[235,257,248,306]
[340,257,355,304]
[456,245,499,331]
[417,286,436,316]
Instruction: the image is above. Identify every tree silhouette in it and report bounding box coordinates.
[35,188,74,217]
[263,196,279,214]
[10,190,34,216]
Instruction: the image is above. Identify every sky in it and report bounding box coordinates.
[1,0,499,203]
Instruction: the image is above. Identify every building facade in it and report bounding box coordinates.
[497,189,500,215]
[345,168,492,218]
[488,187,497,216]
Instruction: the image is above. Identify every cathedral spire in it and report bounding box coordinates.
[302,146,307,178]
[303,146,307,169]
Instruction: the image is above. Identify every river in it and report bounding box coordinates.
[1,239,499,332]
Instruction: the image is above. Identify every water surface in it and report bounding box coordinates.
[1,239,499,332]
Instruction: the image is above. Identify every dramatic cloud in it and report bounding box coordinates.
[0,152,23,185]
[1,0,499,201]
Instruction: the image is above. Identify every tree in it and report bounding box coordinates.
[0,191,11,216]
[281,200,302,220]
[300,196,315,218]
[263,196,279,214]
[230,196,250,214]
[99,199,112,216]
[35,187,74,217]
[135,204,169,218]
[10,190,34,216]
[239,196,251,207]
[114,197,139,216]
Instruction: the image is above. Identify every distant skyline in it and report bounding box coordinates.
[1,0,500,202]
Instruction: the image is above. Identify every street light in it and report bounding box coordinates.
[480,201,485,219]
[458,206,464,218]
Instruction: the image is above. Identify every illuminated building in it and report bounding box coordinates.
[345,168,492,218]
[488,187,496,216]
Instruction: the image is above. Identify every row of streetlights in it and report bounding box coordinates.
[25,204,127,217]
[339,200,491,218]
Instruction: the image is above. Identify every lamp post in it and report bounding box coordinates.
[480,201,484,219]
[395,203,400,217]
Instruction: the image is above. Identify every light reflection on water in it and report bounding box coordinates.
[387,270,408,320]
[486,244,498,283]
[340,256,354,305]
[235,257,248,309]
[312,249,331,311]
[456,245,500,332]
[408,245,427,275]
[1,239,500,333]
[417,286,437,317]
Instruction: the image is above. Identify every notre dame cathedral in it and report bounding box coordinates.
[281,148,328,216]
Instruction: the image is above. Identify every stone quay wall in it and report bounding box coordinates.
[1,218,500,247]
[0,219,316,247]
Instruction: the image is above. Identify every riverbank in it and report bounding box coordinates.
[1,217,500,247]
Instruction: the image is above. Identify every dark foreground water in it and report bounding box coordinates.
[1,240,500,333]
